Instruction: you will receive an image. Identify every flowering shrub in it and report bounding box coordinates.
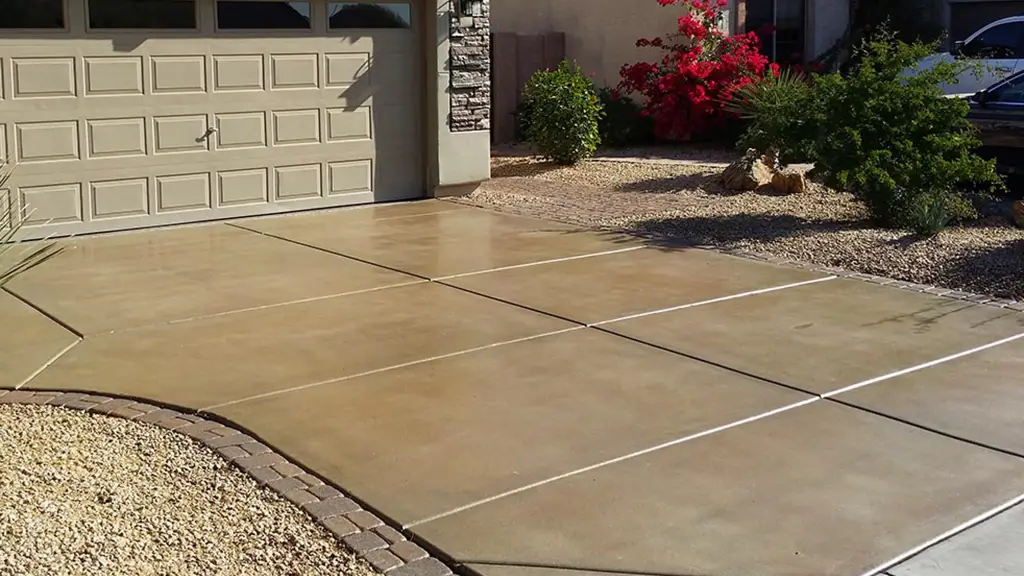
[617,0,773,141]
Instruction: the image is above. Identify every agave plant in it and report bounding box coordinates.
[0,160,66,287]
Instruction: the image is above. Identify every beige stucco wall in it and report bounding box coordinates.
[491,0,692,88]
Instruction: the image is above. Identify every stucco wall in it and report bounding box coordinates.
[491,0,686,88]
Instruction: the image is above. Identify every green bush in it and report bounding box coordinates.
[597,88,654,148]
[813,29,1001,230]
[730,27,1002,232]
[725,67,817,164]
[514,99,533,143]
[521,61,604,164]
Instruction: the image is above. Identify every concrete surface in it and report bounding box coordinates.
[4,199,1024,576]
[888,503,1024,576]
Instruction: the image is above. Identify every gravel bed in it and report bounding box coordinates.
[470,156,1024,301]
[0,403,378,576]
[493,143,740,165]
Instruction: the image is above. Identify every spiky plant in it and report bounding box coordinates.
[722,66,818,164]
[0,160,66,287]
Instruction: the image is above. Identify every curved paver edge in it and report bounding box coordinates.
[0,388,458,576]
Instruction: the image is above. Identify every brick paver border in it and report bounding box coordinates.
[0,389,455,576]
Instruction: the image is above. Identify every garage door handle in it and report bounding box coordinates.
[195,127,217,143]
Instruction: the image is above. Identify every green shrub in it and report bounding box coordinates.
[730,27,1002,232]
[514,99,533,143]
[725,67,817,164]
[521,61,604,164]
[597,88,654,148]
[812,28,1002,230]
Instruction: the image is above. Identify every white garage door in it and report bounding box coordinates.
[1,0,423,240]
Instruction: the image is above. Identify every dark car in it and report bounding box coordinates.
[967,69,1024,174]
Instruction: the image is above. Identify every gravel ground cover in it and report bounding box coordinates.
[471,155,1024,301]
[0,403,379,576]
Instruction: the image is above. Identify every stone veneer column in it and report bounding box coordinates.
[425,0,492,196]
[449,0,492,131]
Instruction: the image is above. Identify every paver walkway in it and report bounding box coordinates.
[3,200,1024,576]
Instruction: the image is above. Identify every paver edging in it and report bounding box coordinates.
[0,388,455,576]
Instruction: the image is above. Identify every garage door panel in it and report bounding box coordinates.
[150,55,208,94]
[326,106,373,141]
[152,114,211,154]
[83,56,145,96]
[87,117,148,159]
[11,57,77,99]
[14,120,81,163]
[89,178,151,220]
[1,0,423,240]
[211,54,265,92]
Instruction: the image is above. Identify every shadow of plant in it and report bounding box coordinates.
[613,171,728,195]
[621,212,868,249]
[940,238,1024,301]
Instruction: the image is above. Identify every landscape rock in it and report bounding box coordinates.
[770,171,808,194]
[721,148,775,191]
[1012,200,1024,228]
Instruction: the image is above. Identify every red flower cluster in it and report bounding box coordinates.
[617,0,772,141]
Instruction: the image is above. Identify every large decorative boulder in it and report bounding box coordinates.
[721,148,775,191]
[770,171,808,194]
[1013,200,1024,228]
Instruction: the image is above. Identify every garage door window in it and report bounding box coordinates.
[217,1,312,29]
[1,0,65,29]
[328,2,411,29]
[88,0,197,29]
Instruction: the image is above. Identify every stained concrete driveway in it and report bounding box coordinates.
[4,200,1024,576]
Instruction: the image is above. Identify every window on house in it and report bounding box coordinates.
[961,22,1024,59]
[88,0,196,29]
[1,0,65,29]
[217,1,312,29]
[328,2,412,29]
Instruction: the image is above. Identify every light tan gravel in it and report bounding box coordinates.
[0,403,378,576]
[469,156,1024,301]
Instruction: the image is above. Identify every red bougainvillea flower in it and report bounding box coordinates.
[618,0,771,141]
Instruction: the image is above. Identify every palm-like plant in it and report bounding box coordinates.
[0,160,66,287]
[722,67,817,165]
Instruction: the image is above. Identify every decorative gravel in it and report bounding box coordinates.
[471,156,1024,301]
[0,403,379,576]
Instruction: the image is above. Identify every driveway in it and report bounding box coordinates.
[4,200,1024,576]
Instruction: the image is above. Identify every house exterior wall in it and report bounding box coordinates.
[490,0,686,88]
[428,0,491,193]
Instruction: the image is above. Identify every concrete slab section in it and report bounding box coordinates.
[5,224,416,334]
[888,503,1024,576]
[215,328,812,525]
[605,278,1024,395]
[26,282,571,409]
[238,205,639,279]
[0,291,79,389]
[445,247,829,324]
[839,338,1024,457]
[414,402,1024,576]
